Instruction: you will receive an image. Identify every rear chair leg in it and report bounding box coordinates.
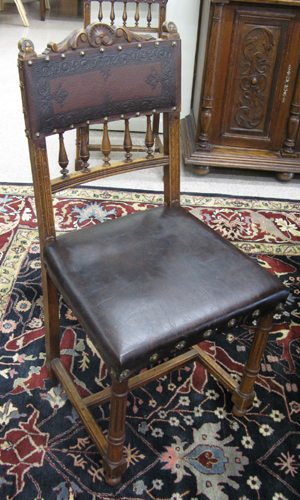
[103,377,129,485]
[232,313,273,416]
[41,264,60,380]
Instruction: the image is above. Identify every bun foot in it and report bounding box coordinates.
[276,172,294,182]
[193,165,210,176]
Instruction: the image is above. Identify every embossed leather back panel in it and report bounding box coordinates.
[22,38,181,138]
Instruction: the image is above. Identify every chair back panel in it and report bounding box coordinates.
[19,23,180,140]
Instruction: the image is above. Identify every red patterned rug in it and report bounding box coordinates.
[0,184,299,500]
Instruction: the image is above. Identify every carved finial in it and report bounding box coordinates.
[18,38,36,59]
[162,21,178,36]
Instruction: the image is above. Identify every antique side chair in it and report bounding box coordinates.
[18,22,288,485]
[74,0,169,170]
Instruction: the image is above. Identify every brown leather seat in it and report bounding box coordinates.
[18,21,288,486]
[44,205,286,379]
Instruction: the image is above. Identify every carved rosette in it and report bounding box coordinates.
[88,23,116,47]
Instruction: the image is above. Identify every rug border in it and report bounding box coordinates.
[0,181,299,204]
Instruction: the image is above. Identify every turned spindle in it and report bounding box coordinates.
[135,1,139,26]
[110,0,115,25]
[147,2,152,27]
[123,119,132,162]
[98,0,103,22]
[122,1,127,26]
[80,126,90,173]
[145,115,154,158]
[102,121,111,166]
[58,133,69,178]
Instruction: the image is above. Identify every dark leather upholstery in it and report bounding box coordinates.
[44,205,288,378]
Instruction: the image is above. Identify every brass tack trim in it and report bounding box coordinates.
[53,129,58,134]
[45,56,50,62]
[80,51,85,56]
[150,353,159,363]
[175,341,186,350]
[100,47,105,53]
[152,109,156,114]
[119,369,130,380]
[228,318,236,328]
[136,112,140,116]
[19,82,25,90]
[203,329,213,339]
[25,130,30,138]
[35,132,40,138]
[155,41,160,47]
[118,45,122,51]
[137,43,142,49]
[172,41,177,47]
[252,309,260,318]
[172,107,177,112]
[104,117,108,122]
[120,114,125,119]
[61,54,66,59]
[70,124,74,129]
[86,120,90,125]
[27,60,33,66]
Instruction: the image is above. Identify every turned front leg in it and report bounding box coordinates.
[232,313,273,416]
[103,377,128,486]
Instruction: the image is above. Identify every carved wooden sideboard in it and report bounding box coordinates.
[181,0,300,180]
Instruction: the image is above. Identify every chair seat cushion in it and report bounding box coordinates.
[43,206,288,377]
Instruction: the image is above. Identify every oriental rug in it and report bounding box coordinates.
[0,183,299,500]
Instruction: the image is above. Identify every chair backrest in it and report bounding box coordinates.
[83,0,168,37]
[17,21,181,248]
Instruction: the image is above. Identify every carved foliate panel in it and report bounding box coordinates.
[221,9,293,145]
[231,25,279,133]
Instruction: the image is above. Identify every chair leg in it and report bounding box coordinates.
[40,0,45,21]
[14,0,29,26]
[41,264,60,380]
[75,127,82,171]
[103,377,128,486]
[232,312,273,416]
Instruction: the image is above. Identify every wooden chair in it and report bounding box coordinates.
[75,0,168,170]
[18,21,288,486]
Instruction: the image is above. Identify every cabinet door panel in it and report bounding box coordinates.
[211,5,300,151]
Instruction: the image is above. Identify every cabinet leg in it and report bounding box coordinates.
[193,165,210,176]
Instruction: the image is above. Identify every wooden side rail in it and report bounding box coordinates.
[83,348,200,409]
[51,358,108,456]
[51,155,169,194]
